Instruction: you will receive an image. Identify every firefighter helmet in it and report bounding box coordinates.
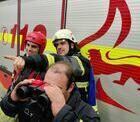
[52,29,77,43]
[25,31,47,54]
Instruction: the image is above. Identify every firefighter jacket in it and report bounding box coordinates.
[0,87,100,122]
[54,87,100,122]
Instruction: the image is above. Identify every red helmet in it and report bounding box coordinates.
[25,31,47,54]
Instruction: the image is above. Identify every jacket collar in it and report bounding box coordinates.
[67,87,81,110]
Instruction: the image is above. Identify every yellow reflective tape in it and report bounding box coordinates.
[72,56,85,76]
[46,54,55,66]
[76,82,88,88]
[0,107,15,122]
[92,104,99,113]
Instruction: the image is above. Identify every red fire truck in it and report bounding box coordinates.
[0,0,139,122]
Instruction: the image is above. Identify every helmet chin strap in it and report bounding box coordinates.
[66,41,75,56]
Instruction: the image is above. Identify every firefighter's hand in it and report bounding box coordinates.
[44,84,66,116]
[4,55,25,74]
[10,79,34,102]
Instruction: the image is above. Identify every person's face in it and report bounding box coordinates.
[44,63,74,101]
[53,39,70,56]
[25,41,40,56]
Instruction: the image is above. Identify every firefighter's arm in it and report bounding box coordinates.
[5,54,87,76]
[12,53,86,76]
[0,93,19,117]
[4,54,50,72]
[0,79,34,117]
[53,54,86,77]
[0,107,15,122]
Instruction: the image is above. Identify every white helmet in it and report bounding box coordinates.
[53,29,77,43]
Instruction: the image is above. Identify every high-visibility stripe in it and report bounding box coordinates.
[0,108,15,122]
[92,105,99,113]
[72,56,85,76]
[46,54,55,66]
[76,82,88,88]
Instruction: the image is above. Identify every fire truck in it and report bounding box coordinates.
[0,0,140,122]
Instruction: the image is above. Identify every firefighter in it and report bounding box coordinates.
[0,31,47,122]
[52,29,90,102]
[52,29,98,112]
[12,31,47,83]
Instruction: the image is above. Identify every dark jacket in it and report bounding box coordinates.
[0,88,100,122]
[54,88,100,122]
